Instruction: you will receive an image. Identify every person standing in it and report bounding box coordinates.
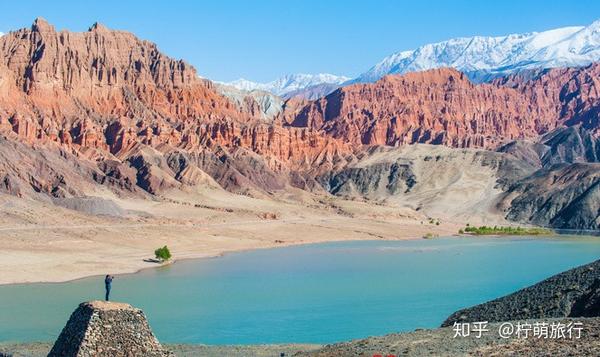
[104,275,114,301]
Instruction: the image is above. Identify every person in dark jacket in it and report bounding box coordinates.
[104,275,114,301]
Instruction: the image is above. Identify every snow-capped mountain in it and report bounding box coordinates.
[353,20,600,83]
[220,19,600,98]
[223,73,350,97]
[213,82,284,120]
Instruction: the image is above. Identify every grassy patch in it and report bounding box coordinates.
[459,225,554,236]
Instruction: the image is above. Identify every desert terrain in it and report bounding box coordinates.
[0,185,469,285]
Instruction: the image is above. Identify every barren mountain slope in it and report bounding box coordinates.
[0,18,598,231]
[318,144,536,221]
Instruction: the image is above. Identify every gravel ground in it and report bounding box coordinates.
[0,343,321,357]
[295,318,600,357]
[2,319,598,356]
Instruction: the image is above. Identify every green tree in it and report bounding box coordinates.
[154,245,172,262]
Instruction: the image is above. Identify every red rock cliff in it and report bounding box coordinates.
[0,18,348,169]
[288,66,600,148]
[1,19,599,177]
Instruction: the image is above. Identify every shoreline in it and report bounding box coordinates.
[2,231,586,287]
[3,234,597,355]
[0,233,435,287]
[1,187,474,286]
[2,187,580,287]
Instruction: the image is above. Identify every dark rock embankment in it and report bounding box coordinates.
[443,259,600,326]
[295,318,600,357]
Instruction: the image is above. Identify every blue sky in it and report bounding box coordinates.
[1,0,599,82]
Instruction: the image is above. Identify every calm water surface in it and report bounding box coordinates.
[1,236,600,344]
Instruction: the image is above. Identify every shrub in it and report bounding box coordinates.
[423,232,439,239]
[154,245,172,262]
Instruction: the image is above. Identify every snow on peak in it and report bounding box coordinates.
[221,19,600,98]
[353,20,600,83]
[222,73,350,97]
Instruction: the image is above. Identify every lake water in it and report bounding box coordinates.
[1,236,600,344]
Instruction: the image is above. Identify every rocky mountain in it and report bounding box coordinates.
[500,125,600,168]
[501,163,600,229]
[289,64,600,149]
[0,18,351,194]
[222,73,350,98]
[280,82,343,100]
[353,19,600,84]
[316,144,536,220]
[284,64,600,228]
[495,126,600,230]
[0,18,598,229]
[226,19,600,99]
[212,82,284,120]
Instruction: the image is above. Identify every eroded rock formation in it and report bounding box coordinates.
[0,18,349,173]
[0,18,599,229]
[289,66,600,149]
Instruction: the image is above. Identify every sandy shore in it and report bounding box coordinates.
[0,188,471,285]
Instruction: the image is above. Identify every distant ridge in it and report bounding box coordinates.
[230,19,600,98]
[221,73,349,97]
[352,21,600,83]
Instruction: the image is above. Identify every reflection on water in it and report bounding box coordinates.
[1,236,599,344]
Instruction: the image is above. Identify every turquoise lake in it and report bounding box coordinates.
[1,236,600,344]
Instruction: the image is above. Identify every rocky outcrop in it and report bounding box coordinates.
[48,301,173,357]
[495,64,600,134]
[0,18,234,120]
[497,125,600,229]
[537,125,600,167]
[499,163,600,229]
[282,82,341,100]
[442,259,600,326]
[213,83,285,120]
[317,144,536,218]
[289,64,600,150]
[289,68,559,148]
[0,18,351,175]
